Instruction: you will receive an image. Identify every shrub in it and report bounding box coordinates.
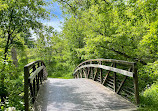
[138,61,158,91]
[140,81,158,111]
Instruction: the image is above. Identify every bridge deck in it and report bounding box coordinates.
[34,78,137,111]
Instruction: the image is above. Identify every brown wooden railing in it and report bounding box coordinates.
[24,60,48,111]
[73,59,139,104]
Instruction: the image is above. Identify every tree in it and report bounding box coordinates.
[0,0,49,104]
[56,0,158,65]
[62,17,85,65]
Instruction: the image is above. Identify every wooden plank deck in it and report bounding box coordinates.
[34,78,137,111]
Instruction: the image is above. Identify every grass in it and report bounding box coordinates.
[48,72,74,79]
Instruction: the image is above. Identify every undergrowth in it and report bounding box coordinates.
[139,82,158,111]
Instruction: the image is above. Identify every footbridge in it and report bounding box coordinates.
[24,59,139,111]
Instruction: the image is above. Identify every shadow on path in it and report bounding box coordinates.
[34,78,137,111]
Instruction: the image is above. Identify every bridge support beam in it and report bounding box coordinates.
[133,64,139,105]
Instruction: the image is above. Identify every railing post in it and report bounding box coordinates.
[80,70,82,78]
[76,71,79,78]
[38,62,40,68]
[24,66,29,111]
[40,70,43,84]
[75,71,78,78]
[133,63,139,104]
[86,67,89,78]
[37,75,39,91]
[113,63,116,92]
[78,70,80,78]
[84,68,87,78]
[90,61,92,79]
[99,61,103,83]
[33,65,36,98]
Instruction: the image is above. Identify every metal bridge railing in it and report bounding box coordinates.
[24,60,47,111]
[73,59,139,105]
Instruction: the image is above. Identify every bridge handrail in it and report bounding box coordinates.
[24,60,46,69]
[73,59,139,105]
[75,59,135,71]
[73,64,134,77]
[24,60,47,111]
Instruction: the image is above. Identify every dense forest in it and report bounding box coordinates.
[0,0,158,110]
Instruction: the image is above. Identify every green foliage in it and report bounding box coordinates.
[139,82,158,111]
[57,0,158,64]
[0,0,50,110]
[138,61,158,91]
[33,26,74,78]
[0,60,24,110]
[56,0,158,110]
[0,0,158,110]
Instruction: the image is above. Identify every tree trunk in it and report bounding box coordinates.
[11,47,18,67]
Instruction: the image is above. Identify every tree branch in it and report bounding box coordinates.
[101,45,147,65]
[59,0,77,15]
[110,48,147,65]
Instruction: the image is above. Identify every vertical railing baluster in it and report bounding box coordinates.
[29,82,34,103]
[33,79,36,99]
[76,71,78,78]
[36,75,39,91]
[78,70,80,78]
[93,68,98,81]
[82,68,84,78]
[32,65,36,96]
[83,68,87,78]
[40,70,43,84]
[80,70,82,78]
[87,62,90,79]
[75,72,78,78]
[86,68,88,78]
[100,61,103,83]
[42,69,44,80]
[91,67,94,80]
[77,73,79,79]
[38,71,40,87]
[113,63,116,92]
[87,67,89,78]
[90,61,92,79]
[38,62,40,68]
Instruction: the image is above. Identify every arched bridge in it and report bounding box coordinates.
[24,59,139,111]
